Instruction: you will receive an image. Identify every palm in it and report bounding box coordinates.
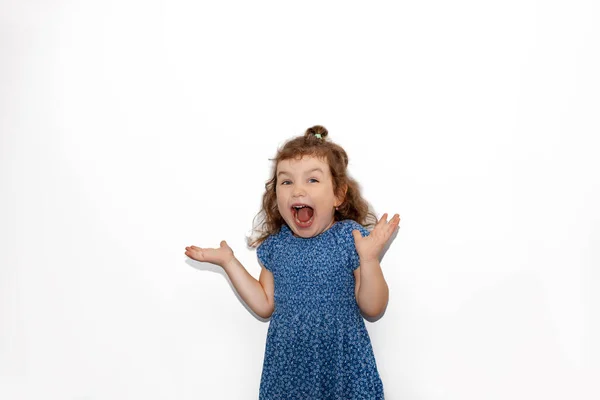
[352,213,400,262]
[185,241,234,267]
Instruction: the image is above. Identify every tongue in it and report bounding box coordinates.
[297,207,314,222]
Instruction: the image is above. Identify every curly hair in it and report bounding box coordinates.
[247,125,377,247]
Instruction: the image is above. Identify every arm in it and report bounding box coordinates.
[185,241,275,318]
[354,261,389,318]
[223,258,275,319]
[352,213,400,318]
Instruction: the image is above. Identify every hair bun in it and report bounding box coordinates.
[305,125,328,140]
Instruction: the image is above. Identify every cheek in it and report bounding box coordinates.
[317,187,337,206]
[276,194,287,212]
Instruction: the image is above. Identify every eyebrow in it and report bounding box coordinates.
[277,167,324,177]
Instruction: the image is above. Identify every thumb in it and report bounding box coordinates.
[352,230,362,242]
[220,240,229,249]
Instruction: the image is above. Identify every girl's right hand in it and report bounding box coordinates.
[185,241,235,268]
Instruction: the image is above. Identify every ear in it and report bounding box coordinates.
[334,184,347,207]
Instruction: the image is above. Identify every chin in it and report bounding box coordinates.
[296,230,314,238]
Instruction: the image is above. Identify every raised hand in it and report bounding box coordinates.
[185,240,235,268]
[352,213,400,263]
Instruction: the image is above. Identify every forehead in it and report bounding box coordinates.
[277,155,330,174]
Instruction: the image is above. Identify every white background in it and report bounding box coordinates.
[1,1,599,399]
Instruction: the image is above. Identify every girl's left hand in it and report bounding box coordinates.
[352,213,400,263]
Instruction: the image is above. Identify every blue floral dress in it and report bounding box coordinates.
[256,219,384,399]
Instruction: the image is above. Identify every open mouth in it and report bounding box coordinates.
[291,204,314,228]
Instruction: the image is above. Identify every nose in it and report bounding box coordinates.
[292,182,306,197]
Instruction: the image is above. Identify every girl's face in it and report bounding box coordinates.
[276,156,343,238]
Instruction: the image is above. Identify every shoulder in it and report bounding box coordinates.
[257,228,281,253]
[330,220,370,249]
[335,219,370,237]
[332,220,368,270]
[256,226,289,263]
[256,233,276,270]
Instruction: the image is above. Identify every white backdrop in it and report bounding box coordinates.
[1,1,599,399]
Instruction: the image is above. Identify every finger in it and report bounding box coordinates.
[185,248,202,261]
[384,214,399,231]
[378,213,388,226]
[377,214,397,235]
[352,229,362,242]
[381,216,398,236]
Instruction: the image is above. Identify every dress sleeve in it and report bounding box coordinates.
[347,220,370,271]
[256,236,273,271]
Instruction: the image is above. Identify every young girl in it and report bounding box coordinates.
[185,126,400,399]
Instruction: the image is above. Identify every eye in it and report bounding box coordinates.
[308,178,319,183]
[280,180,292,185]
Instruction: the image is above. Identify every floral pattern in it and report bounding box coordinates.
[257,220,384,399]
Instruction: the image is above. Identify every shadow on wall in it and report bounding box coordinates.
[185,258,270,323]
